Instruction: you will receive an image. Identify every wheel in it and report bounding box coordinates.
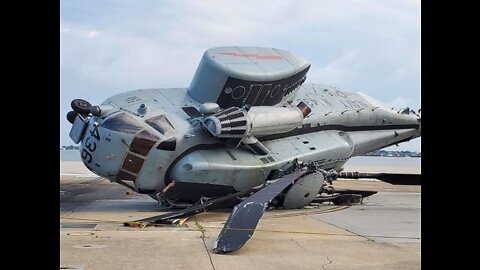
[66,111,77,124]
[71,99,92,114]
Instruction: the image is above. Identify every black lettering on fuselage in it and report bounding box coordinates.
[216,66,310,108]
[341,99,369,110]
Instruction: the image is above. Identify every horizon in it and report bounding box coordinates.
[60,0,421,151]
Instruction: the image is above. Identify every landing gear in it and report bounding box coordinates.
[312,193,363,206]
[148,193,175,208]
[262,161,377,208]
[310,174,377,206]
[71,99,92,115]
[148,193,159,202]
[332,194,363,205]
[66,111,77,124]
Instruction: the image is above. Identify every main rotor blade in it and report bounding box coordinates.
[213,170,307,254]
[330,188,378,198]
[129,187,258,225]
[338,172,421,185]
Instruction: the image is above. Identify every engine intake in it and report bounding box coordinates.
[203,102,310,138]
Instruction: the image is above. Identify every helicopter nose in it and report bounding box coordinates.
[77,117,128,180]
[77,117,103,172]
[413,117,421,139]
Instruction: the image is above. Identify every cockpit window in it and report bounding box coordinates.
[101,113,142,134]
[145,115,175,135]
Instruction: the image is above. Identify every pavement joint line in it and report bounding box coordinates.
[307,215,420,241]
[307,215,367,239]
[262,205,350,219]
[191,206,349,223]
[61,163,420,268]
[308,211,421,240]
[201,225,358,237]
[322,256,333,270]
[290,238,307,250]
[195,217,216,270]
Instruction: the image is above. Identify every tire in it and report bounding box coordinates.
[71,99,92,114]
[66,111,77,124]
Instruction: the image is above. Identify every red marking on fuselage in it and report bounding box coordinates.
[218,52,282,60]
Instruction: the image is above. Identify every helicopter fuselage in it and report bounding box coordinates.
[76,83,420,202]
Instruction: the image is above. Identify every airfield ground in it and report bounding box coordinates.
[60,161,420,270]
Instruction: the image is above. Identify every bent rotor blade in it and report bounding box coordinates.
[373,173,421,185]
[330,188,378,198]
[213,170,307,254]
[128,187,258,225]
[338,172,421,185]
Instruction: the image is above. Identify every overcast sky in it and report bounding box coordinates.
[60,0,421,151]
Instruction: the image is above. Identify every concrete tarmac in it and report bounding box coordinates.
[60,161,421,270]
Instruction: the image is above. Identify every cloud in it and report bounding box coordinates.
[83,30,100,38]
[307,50,362,86]
[60,0,420,150]
[60,25,100,38]
[385,96,411,110]
[392,68,408,79]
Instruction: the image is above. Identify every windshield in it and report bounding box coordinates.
[101,113,142,134]
[145,115,175,135]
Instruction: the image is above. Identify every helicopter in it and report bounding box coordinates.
[66,46,421,254]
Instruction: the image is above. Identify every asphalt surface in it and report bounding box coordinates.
[60,161,421,270]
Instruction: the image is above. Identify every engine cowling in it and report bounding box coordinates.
[282,172,324,209]
[203,102,311,138]
[188,46,311,108]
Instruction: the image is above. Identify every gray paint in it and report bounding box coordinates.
[283,172,325,209]
[78,84,419,194]
[188,46,310,104]
[69,46,420,199]
[67,46,420,254]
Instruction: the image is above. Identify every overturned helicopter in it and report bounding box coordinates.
[67,46,421,254]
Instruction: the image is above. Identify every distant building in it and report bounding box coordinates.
[362,150,420,157]
[60,145,80,150]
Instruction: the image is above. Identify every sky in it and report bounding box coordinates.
[60,0,421,151]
